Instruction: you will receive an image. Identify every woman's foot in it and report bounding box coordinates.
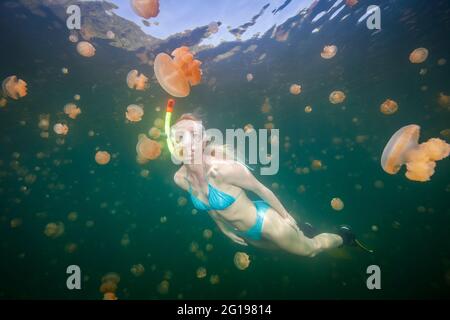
[336,225,356,246]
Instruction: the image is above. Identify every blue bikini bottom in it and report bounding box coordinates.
[235,200,269,241]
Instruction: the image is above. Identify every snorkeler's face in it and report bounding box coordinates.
[171,120,205,164]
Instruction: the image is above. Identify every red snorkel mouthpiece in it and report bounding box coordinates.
[166,99,175,113]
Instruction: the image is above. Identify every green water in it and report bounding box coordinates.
[0,0,449,299]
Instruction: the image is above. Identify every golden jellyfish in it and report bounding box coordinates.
[330,197,344,211]
[103,292,118,300]
[311,159,322,170]
[154,46,202,97]
[136,134,162,162]
[99,282,117,294]
[0,97,7,107]
[61,67,69,75]
[154,118,164,129]
[441,129,450,138]
[381,124,450,182]
[53,123,69,135]
[203,229,213,240]
[246,73,253,82]
[131,0,160,19]
[305,105,312,113]
[74,94,80,101]
[209,275,220,285]
[234,252,250,270]
[64,103,81,119]
[10,218,22,229]
[371,225,379,232]
[437,58,447,66]
[68,34,78,43]
[409,48,428,64]
[160,216,167,223]
[196,267,207,279]
[101,272,120,286]
[44,222,65,238]
[321,45,337,59]
[177,196,187,207]
[140,169,150,178]
[64,243,78,254]
[244,124,254,133]
[130,264,145,277]
[126,70,149,91]
[345,0,358,6]
[106,30,115,39]
[289,84,302,95]
[125,104,144,122]
[2,76,28,100]
[148,127,161,139]
[157,280,169,295]
[438,93,450,109]
[380,99,398,115]
[67,211,78,222]
[261,97,271,113]
[329,90,346,104]
[76,41,96,58]
[95,151,111,165]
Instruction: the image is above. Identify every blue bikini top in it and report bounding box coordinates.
[185,173,239,211]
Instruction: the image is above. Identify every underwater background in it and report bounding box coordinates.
[0,0,449,299]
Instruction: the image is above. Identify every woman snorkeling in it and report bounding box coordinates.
[166,99,371,257]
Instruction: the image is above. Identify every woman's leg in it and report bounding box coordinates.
[262,209,343,257]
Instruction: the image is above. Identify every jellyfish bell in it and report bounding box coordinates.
[321,45,337,59]
[95,151,111,165]
[154,46,202,98]
[329,90,346,104]
[246,73,253,82]
[234,252,250,270]
[131,0,160,19]
[290,84,302,95]
[380,99,398,115]
[106,30,115,39]
[126,70,149,91]
[409,48,428,64]
[331,197,344,211]
[76,41,96,58]
[136,134,161,161]
[125,104,144,122]
[381,124,450,182]
[53,123,69,135]
[2,76,28,100]
[64,103,81,119]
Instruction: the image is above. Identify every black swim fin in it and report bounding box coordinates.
[336,225,374,253]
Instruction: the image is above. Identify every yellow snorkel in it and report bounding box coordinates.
[165,98,176,156]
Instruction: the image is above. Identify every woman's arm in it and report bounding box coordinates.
[213,216,248,246]
[221,162,299,229]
